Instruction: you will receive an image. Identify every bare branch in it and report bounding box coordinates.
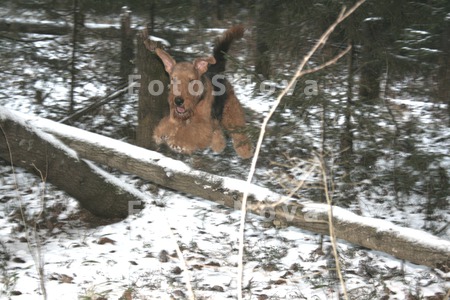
[236,1,366,298]
[301,45,352,76]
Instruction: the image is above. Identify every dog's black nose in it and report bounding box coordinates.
[174,97,184,107]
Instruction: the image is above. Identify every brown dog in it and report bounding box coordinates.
[153,25,253,159]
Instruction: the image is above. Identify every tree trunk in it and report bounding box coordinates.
[255,0,279,78]
[196,0,211,28]
[120,6,134,82]
[359,19,383,104]
[135,31,170,150]
[15,108,450,271]
[69,0,80,114]
[340,40,355,205]
[0,109,144,219]
[147,0,156,34]
[437,17,450,126]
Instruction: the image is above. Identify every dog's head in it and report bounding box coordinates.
[155,48,216,121]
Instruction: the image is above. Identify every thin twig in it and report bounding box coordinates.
[236,1,365,298]
[162,210,196,300]
[0,125,48,299]
[317,154,348,299]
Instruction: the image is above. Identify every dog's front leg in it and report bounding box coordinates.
[153,117,175,145]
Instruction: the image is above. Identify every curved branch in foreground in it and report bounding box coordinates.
[237,1,367,297]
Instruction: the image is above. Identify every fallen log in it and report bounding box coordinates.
[0,108,145,218]
[1,107,449,271]
[0,20,71,35]
[0,19,125,37]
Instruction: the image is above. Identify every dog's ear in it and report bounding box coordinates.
[194,56,216,75]
[155,48,176,74]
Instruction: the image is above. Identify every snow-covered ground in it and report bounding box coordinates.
[0,166,448,299]
[0,7,449,299]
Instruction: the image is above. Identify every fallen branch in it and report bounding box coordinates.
[0,19,126,37]
[0,19,71,35]
[59,82,138,124]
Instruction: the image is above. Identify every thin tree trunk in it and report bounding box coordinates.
[69,0,80,114]
[255,0,278,78]
[341,39,354,185]
[437,18,450,126]
[147,0,155,34]
[359,19,383,104]
[120,6,134,82]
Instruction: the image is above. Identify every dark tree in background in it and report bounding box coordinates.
[358,18,384,104]
[120,6,134,82]
[437,10,450,125]
[135,32,169,150]
[69,0,81,114]
[255,0,279,78]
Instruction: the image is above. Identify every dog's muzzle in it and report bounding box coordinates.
[174,97,186,114]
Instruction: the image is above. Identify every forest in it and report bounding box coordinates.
[0,0,449,299]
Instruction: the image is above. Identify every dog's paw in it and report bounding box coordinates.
[211,130,226,153]
[168,143,185,153]
[153,134,165,144]
[167,142,196,155]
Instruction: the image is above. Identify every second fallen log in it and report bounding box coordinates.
[0,108,145,218]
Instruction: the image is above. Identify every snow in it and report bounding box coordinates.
[1,107,448,298]
[148,35,171,48]
[303,203,450,252]
[0,108,79,160]
[83,160,149,203]
[363,17,383,22]
[0,11,448,299]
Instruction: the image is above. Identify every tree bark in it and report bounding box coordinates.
[69,0,80,114]
[359,19,383,104]
[0,109,144,219]
[339,40,356,205]
[255,0,279,78]
[120,6,134,81]
[437,17,450,126]
[135,30,169,150]
[13,108,450,271]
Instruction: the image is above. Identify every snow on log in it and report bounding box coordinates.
[0,108,145,218]
[1,108,449,271]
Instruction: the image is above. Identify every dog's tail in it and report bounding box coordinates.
[210,25,244,74]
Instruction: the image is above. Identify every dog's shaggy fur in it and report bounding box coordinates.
[153,25,253,159]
